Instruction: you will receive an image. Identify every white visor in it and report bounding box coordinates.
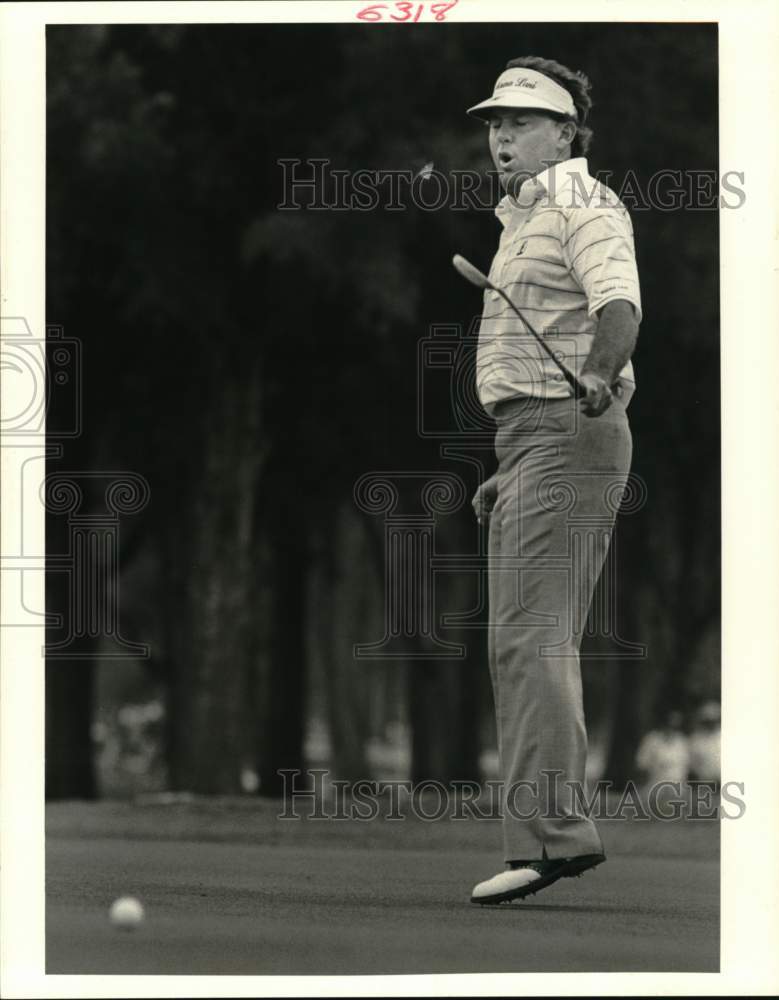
[467,67,577,120]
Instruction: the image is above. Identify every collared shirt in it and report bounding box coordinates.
[476,157,642,410]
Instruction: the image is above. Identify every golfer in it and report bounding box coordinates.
[467,56,641,904]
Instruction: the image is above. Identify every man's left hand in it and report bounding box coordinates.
[578,372,613,417]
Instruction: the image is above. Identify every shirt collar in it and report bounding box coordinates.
[495,157,591,226]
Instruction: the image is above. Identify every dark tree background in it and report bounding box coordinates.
[45,22,720,798]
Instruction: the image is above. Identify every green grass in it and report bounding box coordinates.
[46,798,720,975]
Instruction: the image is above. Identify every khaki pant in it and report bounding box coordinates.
[488,392,632,861]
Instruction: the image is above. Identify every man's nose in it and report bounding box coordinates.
[496,123,514,142]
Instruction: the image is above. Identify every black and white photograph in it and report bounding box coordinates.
[1,1,778,995]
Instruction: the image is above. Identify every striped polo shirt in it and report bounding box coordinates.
[476,157,642,410]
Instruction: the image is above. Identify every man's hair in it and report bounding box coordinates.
[505,55,594,157]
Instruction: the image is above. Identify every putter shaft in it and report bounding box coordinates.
[452,253,587,398]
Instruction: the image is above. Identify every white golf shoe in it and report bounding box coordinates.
[470,853,606,905]
[470,864,545,905]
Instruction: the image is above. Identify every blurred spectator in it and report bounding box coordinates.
[635,709,690,787]
[688,700,721,789]
[93,699,167,796]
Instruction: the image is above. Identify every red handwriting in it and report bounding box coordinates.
[356,1,459,22]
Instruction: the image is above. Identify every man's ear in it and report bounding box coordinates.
[559,120,577,148]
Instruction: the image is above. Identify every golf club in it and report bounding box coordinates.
[452,253,587,399]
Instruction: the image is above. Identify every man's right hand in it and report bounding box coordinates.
[472,474,499,525]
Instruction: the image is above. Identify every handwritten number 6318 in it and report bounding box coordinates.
[356,1,459,22]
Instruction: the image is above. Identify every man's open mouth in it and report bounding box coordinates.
[498,151,514,169]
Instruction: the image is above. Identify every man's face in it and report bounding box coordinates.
[487,109,571,196]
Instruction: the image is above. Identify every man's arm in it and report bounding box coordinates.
[579,299,639,416]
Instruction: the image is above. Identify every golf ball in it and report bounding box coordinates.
[109,896,144,929]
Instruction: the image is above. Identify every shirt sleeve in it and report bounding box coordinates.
[563,204,642,322]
